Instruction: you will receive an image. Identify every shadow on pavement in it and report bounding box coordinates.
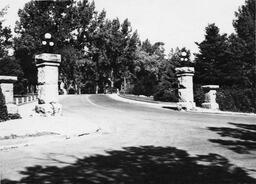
[208,122,256,154]
[2,146,255,184]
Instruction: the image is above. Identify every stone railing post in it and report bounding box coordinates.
[201,85,219,110]
[0,75,18,114]
[175,67,195,110]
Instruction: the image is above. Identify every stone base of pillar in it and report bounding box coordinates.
[202,102,219,110]
[177,102,196,111]
[6,104,18,114]
[35,102,62,117]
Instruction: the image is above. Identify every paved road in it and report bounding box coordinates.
[1,94,256,183]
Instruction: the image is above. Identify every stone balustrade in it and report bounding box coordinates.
[14,94,38,105]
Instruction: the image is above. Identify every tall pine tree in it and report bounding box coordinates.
[194,24,229,85]
[232,0,255,88]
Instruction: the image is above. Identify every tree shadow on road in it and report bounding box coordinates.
[2,146,255,184]
[208,122,256,154]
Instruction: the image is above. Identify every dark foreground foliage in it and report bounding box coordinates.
[2,146,255,184]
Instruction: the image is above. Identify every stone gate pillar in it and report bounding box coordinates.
[175,67,195,110]
[0,75,18,113]
[202,85,219,110]
[35,53,61,103]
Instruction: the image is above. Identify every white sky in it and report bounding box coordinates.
[0,0,244,55]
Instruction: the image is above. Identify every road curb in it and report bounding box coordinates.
[109,94,256,117]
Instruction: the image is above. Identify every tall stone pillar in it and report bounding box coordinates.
[0,75,18,114]
[35,53,62,116]
[202,85,219,110]
[35,53,61,103]
[175,67,195,110]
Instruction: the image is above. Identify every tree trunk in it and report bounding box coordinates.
[124,77,127,94]
[95,84,99,94]
[110,69,114,88]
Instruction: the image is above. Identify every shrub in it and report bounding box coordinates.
[0,87,8,122]
[216,87,256,113]
[154,89,178,102]
[133,79,156,97]
[194,85,205,107]
[106,87,118,94]
[132,72,157,97]
[152,76,179,102]
[8,113,22,120]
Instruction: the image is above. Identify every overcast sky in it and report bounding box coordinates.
[0,0,244,55]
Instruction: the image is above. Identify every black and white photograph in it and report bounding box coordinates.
[0,0,255,183]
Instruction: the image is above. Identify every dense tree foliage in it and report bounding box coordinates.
[233,0,255,88]
[14,0,141,93]
[1,0,253,112]
[194,0,255,112]
[0,7,24,95]
[194,24,230,85]
[195,0,255,88]
[0,7,21,76]
[0,7,12,58]
[13,0,193,97]
[14,0,79,92]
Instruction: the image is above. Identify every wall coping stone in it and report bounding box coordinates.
[0,76,17,83]
[201,85,219,90]
[175,67,195,74]
[35,53,61,66]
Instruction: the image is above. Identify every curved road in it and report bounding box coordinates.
[1,94,256,183]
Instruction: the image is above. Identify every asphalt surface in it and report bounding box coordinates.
[1,94,256,183]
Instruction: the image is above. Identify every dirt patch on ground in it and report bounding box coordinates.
[0,132,60,140]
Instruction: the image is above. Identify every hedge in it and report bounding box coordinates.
[194,85,255,113]
[0,87,8,122]
[194,84,205,107]
[216,88,256,113]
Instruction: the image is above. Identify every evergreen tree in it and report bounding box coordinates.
[194,0,256,112]
[194,24,229,85]
[232,0,255,88]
